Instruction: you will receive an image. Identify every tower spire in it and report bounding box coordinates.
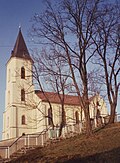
[11,29,32,61]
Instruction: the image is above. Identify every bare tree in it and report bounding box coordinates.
[32,48,71,136]
[32,55,55,128]
[92,2,120,123]
[30,0,104,136]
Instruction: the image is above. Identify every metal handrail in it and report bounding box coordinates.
[1,116,119,159]
[0,130,48,149]
[0,127,51,159]
[9,135,23,148]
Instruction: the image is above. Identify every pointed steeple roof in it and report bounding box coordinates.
[11,28,32,61]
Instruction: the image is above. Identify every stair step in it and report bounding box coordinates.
[16,151,25,154]
[1,158,11,163]
[10,156,18,159]
[11,153,24,157]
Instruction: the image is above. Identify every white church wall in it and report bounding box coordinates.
[2,30,109,140]
[2,56,37,139]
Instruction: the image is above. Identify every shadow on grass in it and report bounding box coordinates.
[62,146,120,163]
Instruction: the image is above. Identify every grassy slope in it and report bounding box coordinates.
[10,123,120,163]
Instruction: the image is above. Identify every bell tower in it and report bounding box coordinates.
[2,28,36,140]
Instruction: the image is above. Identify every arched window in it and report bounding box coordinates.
[75,111,79,124]
[7,117,9,128]
[21,89,25,101]
[48,108,53,126]
[22,133,25,136]
[8,69,10,82]
[8,91,10,104]
[21,67,25,79]
[22,115,26,125]
[97,101,100,106]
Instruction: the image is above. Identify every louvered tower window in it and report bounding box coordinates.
[21,89,25,101]
[21,67,25,79]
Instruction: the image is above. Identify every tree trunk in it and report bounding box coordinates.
[84,107,92,137]
[59,107,66,137]
[108,103,116,124]
[59,123,64,137]
[82,75,92,136]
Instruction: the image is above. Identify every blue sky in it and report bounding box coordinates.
[0,0,45,139]
[0,0,119,140]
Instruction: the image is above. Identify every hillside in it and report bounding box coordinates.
[10,123,120,163]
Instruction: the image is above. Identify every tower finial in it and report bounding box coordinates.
[19,24,21,31]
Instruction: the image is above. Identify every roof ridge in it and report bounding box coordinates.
[35,90,78,97]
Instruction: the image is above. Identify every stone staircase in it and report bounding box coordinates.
[1,139,60,162]
[10,146,36,161]
[0,138,17,147]
[0,138,70,162]
[0,147,33,163]
[0,124,84,162]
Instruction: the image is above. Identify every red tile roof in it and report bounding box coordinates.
[35,90,81,106]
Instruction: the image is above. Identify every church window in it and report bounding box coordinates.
[22,133,25,136]
[97,101,100,106]
[21,89,25,101]
[21,67,25,79]
[48,108,53,126]
[7,117,9,128]
[21,115,26,125]
[75,111,79,124]
[8,69,10,82]
[8,91,10,104]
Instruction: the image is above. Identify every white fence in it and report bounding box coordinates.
[0,117,113,160]
[0,129,49,159]
[0,123,83,159]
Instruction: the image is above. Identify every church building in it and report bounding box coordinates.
[2,29,108,140]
